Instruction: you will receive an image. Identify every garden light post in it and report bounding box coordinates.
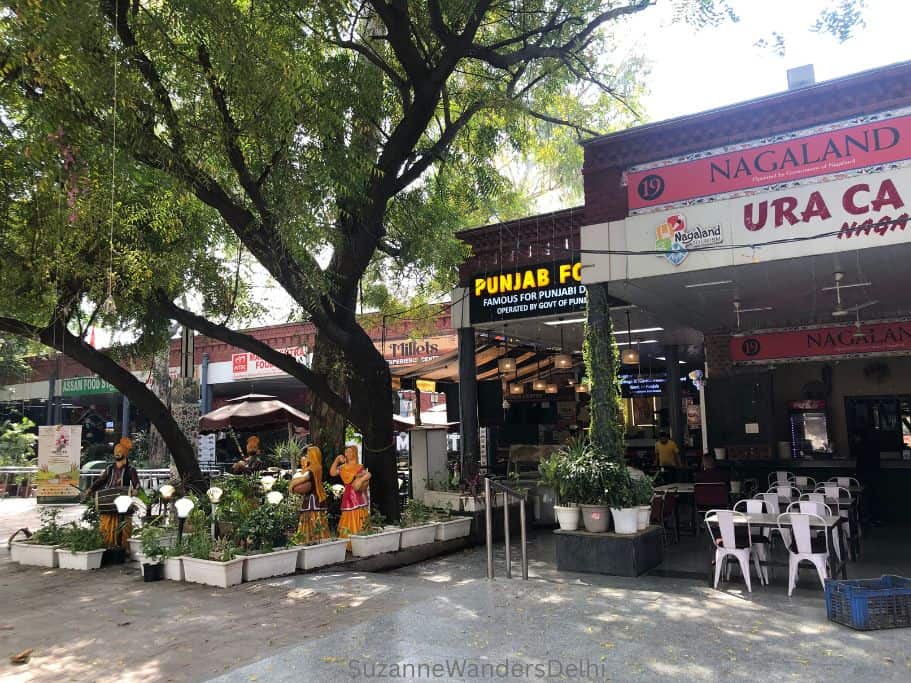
[113,495,133,553]
[158,484,175,525]
[206,486,223,540]
[174,497,195,546]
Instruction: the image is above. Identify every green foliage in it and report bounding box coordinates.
[270,438,306,468]
[631,474,655,507]
[538,437,593,505]
[0,418,37,466]
[0,335,36,382]
[584,284,625,461]
[60,522,106,552]
[29,507,66,545]
[401,499,434,527]
[358,509,389,536]
[138,523,168,558]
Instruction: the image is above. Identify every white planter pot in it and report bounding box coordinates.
[611,507,639,535]
[422,491,463,512]
[127,537,142,559]
[181,556,245,588]
[56,548,106,571]
[400,523,438,548]
[10,542,59,568]
[241,548,299,582]
[636,506,651,531]
[129,532,177,559]
[434,517,472,541]
[349,529,401,557]
[580,505,610,533]
[163,557,184,581]
[462,492,505,512]
[554,505,581,531]
[298,540,348,570]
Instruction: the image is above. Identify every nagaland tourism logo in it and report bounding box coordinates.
[655,213,723,266]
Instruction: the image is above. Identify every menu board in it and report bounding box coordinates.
[36,425,82,503]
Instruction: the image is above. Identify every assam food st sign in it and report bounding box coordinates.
[470,261,586,323]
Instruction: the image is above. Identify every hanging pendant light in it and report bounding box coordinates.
[532,355,546,391]
[553,326,572,369]
[575,382,589,394]
[509,382,524,395]
[497,330,515,374]
[545,383,558,394]
[621,310,639,365]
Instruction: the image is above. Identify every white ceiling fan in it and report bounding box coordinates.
[823,272,877,317]
[733,299,773,329]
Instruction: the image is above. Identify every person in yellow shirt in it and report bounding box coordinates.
[654,432,682,468]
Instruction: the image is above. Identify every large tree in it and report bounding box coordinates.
[1,0,865,517]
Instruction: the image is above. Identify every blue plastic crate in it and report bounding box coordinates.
[825,575,911,630]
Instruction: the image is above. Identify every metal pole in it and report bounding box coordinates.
[485,478,494,579]
[504,487,511,579]
[519,497,528,580]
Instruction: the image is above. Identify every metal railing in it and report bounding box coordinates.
[484,477,528,580]
[0,466,224,498]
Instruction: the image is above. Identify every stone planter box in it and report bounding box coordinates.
[298,539,348,570]
[399,523,439,549]
[434,517,472,541]
[349,528,401,557]
[181,556,245,588]
[56,548,106,571]
[554,527,663,577]
[10,542,59,568]
[241,548,300,582]
[422,491,464,512]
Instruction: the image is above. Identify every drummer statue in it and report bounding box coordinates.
[84,437,141,549]
[232,435,265,474]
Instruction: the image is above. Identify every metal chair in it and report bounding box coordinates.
[705,510,767,592]
[778,512,830,596]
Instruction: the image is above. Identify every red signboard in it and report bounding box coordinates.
[730,322,911,362]
[628,114,911,212]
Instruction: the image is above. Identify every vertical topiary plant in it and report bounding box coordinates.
[584,283,626,461]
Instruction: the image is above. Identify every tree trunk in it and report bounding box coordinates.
[0,318,206,491]
[346,334,399,523]
[308,331,348,463]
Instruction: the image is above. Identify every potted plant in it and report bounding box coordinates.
[234,492,300,582]
[575,456,616,533]
[348,510,401,557]
[180,534,244,588]
[399,500,439,548]
[606,468,639,535]
[11,508,65,567]
[422,474,464,512]
[539,438,588,531]
[135,524,168,581]
[55,523,107,571]
[293,517,348,571]
[632,476,655,531]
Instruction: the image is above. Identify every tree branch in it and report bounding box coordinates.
[196,43,269,218]
[154,293,354,423]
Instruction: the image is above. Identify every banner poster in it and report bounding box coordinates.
[36,424,83,503]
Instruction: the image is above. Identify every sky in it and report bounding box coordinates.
[623,0,910,123]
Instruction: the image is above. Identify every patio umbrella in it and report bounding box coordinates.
[199,393,310,434]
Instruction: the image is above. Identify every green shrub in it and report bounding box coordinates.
[60,523,106,552]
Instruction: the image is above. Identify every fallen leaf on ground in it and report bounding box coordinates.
[117,621,131,627]
[10,648,33,665]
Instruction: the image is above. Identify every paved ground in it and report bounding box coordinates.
[2,499,909,682]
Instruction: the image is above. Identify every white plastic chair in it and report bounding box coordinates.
[778,512,830,596]
[705,510,767,592]
[793,476,816,490]
[787,500,832,516]
[757,492,791,547]
[800,492,826,504]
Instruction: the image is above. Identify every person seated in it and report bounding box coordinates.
[693,452,730,484]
